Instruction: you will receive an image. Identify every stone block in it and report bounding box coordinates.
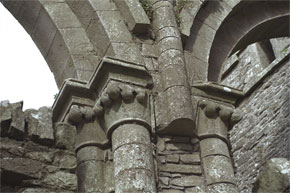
[158,36,183,54]
[1,157,43,179]
[86,18,111,57]
[106,42,144,65]
[180,153,200,164]
[202,155,236,185]
[166,143,193,151]
[115,0,150,33]
[53,153,76,170]
[33,7,57,57]
[200,138,230,158]
[114,144,154,176]
[160,176,169,185]
[162,190,183,193]
[17,0,42,34]
[24,151,54,164]
[43,2,81,29]
[142,44,158,58]
[207,183,239,193]
[97,10,132,42]
[115,169,156,193]
[77,160,104,193]
[166,154,179,163]
[88,0,117,11]
[60,27,94,55]
[20,188,74,193]
[161,65,188,90]
[54,122,76,150]
[185,186,207,193]
[25,107,54,146]
[104,161,115,193]
[42,171,77,191]
[76,146,104,165]
[159,164,202,174]
[171,175,203,187]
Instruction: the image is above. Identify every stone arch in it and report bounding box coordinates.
[1,0,98,87]
[184,0,289,83]
[207,0,289,81]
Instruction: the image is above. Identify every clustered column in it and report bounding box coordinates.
[94,83,157,193]
[197,99,241,193]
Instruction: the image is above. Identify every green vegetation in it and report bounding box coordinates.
[140,0,153,20]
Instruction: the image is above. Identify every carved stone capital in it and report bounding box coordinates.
[65,105,95,126]
[94,82,151,138]
[197,99,242,143]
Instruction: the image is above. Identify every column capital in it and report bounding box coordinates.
[94,82,151,138]
[197,99,243,143]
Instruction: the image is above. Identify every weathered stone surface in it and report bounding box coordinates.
[24,151,54,164]
[20,188,74,193]
[185,186,207,193]
[203,155,236,185]
[0,101,25,139]
[1,157,43,179]
[171,175,203,187]
[166,143,192,151]
[207,183,239,193]
[25,107,54,146]
[253,158,290,193]
[180,153,200,164]
[54,122,76,150]
[200,138,230,158]
[76,146,104,165]
[166,154,179,163]
[160,164,201,175]
[77,160,104,193]
[115,0,150,33]
[53,153,76,170]
[42,171,77,191]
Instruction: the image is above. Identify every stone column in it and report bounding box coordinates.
[66,105,107,193]
[197,99,242,193]
[94,83,157,193]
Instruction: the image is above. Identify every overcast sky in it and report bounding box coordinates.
[0,4,58,110]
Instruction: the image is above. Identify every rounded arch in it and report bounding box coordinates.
[207,0,290,81]
[1,0,97,87]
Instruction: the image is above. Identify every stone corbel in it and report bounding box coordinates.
[197,99,242,193]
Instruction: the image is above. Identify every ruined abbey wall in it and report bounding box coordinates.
[1,0,289,192]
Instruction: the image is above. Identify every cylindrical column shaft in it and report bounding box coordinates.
[76,146,104,193]
[112,124,156,193]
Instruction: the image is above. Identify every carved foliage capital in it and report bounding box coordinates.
[66,105,95,126]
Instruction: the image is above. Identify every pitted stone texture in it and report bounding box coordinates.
[160,164,201,175]
[203,155,236,185]
[77,160,104,193]
[42,171,77,191]
[112,124,151,150]
[115,169,156,193]
[76,146,104,165]
[200,138,230,158]
[115,0,150,33]
[207,183,239,193]
[98,84,151,135]
[197,104,228,141]
[229,61,290,192]
[253,158,290,193]
[171,175,203,187]
[25,107,54,146]
[54,122,76,150]
[112,124,156,193]
[0,101,25,140]
[185,186,207,193]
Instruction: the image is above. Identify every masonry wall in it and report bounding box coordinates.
[0,101,77,193]
[229,60,290,193]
